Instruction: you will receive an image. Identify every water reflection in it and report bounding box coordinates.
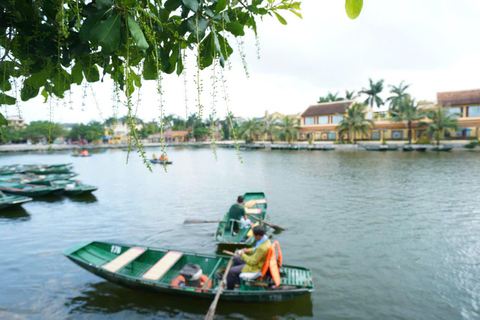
[32,194,65,203]
[0,206,30,221]
[67,194,98,204]
[66,281,313,319]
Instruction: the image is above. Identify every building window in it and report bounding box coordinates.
[328,132,336,140]
[371,131,380,140]
[446,107,462,118]
[468,106,480,117]
[331,115,343,123]
[391,131,404,140]
[317,116,329,124]
[304,117,315,125]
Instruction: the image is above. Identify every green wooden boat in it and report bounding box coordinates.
[0,191,32,209]
[432,147,453,152]
[308,146,335,151]
[150,159,173,165]
[403,146,427,152]
[365,146,398,151]
[50,180,98,195]
[24,165,73,174]
[22,173,78,185]
[64,241,313,302]
[0,182,64,197]
[215,192,268,246]
[0,165,24,175]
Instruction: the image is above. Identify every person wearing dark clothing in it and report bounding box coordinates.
[227,195,246,232]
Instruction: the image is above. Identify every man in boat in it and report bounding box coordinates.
[226,226,270,290]
[227,195,247,233]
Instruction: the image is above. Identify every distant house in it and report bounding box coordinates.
[105,116,144,144]
[148,129,189,143]
[299,100,361,141]
[298,89,480,142]
[7,116,25,129]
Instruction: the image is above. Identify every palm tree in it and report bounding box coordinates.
[386,81,411,110]
[239,118,262,143]
[360,79,384,110]
[261,111,278,143]
[317,92,344,103]
[276,115,300,143]
[336,103,374,143]
[345,90,358,100]
[390,98,424,144]
[419,108,461,147]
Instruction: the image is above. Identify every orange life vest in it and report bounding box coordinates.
[261,241,283,286]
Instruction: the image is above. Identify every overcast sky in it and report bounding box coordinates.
[7,0,480,124]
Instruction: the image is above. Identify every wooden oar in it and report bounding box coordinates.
[184,219,226,224]
[246,214,286,231]
[205,255,235,320]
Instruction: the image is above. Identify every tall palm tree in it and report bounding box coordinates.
[390,98,424,144]
[239,118,262,143]
[318,92,344,103]
[276,115,300,143]
[386,81,411,110]
[336,103,374,144]
[345,90,358,100]
[419,108,461,147]
[360,79,384,110]
[261,111,278,143]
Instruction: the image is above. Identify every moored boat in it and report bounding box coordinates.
[365,146,398,151]
[403,145,427,152]
[0,191,32,209]
[64,241,313,302]
[215,192,268,246]
[432,146,453,152]
[24,165,73,174]
[0,182,64,197]
[50,180,98,195]
[150,159,173,165]
[22,173,78,185]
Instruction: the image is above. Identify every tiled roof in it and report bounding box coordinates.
[301,101,353,117]
[437,89,480,106]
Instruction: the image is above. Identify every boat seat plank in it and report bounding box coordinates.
[102,247,146,273]
[245,208,262,214]
[141,251,183,281]
[244,199,267,208]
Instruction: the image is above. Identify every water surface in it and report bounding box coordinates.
[1,148,479,319]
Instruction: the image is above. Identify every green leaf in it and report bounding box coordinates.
[122,0,137,8]
[165,0,183,11]
[182,0,199,12]
[20,84,39,101]
[79,9,109,43]
[215,0,226,14]
[0,113,7,126]
[84,64,100,82]
[273,12,287,25]
[225,21,245,36]
[143,53,159,80]
[127,15,149,51]
[72,62,84,85]
[345,0,363,19]
[90,11,121,52]
[0,79,11,92]
[0,93,15,105]
[41,88,49,103]
[96,0,113,10]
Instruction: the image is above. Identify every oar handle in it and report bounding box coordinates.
[205,256,235,320]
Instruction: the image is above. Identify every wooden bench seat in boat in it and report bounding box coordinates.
[244,199,267,208]
[245,208,262,214]
[141,251,183,281]
[102,247,146,273]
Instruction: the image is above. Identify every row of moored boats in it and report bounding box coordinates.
[0,164,97,209]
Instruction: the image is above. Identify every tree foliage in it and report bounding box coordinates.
[390,97,424,144]
[336,103,373,143]
[419,108,461,147]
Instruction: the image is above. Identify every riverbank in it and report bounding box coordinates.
[0,140,479,154]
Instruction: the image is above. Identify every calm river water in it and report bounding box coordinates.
[1,148,480,320]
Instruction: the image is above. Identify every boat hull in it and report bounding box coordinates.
[65,241,313,303]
